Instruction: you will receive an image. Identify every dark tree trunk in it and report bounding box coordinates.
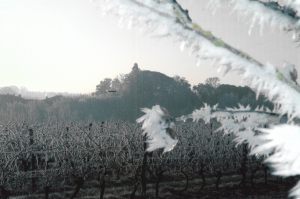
[215,170,222,190]
[130,166,141,199]
[168,169,189,194]
[155,170,165,198]
[141,139,148,198]
[29,128,36,193]
[0,186,10,199]
[44,186,50,199]
[199,163,206,190]
[69,177,84,199]
[100,178,105,199]
[250,166,259,187]
[181,169,189,192]
[99,169,107,199]
[264,166,268,185]
[130,182,140,199]
[239,144,248,187]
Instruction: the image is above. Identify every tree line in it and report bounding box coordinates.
[0,63,272,123]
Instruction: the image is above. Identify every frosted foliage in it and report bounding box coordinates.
[186,104,280,150]
[252,125,300,176]
[226,104,251,111]
[220,112,281,150]
[191,104,212,123]
[241,63,300,120]
[137,105,178,153]
[219,112,271,133]
[279,63,298,84]
[208,0,300,37]
[251,125,300,198]
[233,129,262,150]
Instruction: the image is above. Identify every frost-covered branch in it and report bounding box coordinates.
[281,0,300,16]
[137,103,281,153]
[250,125,300,198]
[251,125,300,176]
[258,1,298,18]
[208,0,300,39]
[136,105,178,153]
[177,104,281,150]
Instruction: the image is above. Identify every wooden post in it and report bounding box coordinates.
[29,128,36,193]
[240,144,248,187]
[141,135,148,198]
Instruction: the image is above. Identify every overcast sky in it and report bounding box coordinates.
[0,0,299,93]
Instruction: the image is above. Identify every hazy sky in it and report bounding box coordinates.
[0,0,299,93]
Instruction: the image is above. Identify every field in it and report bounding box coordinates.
[0,120,296,198]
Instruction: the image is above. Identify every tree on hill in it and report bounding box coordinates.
[95,78,112,95]
[119,63,201,118]
[111,78,123,93]
[205,77,220,88]
[172,75,191,89]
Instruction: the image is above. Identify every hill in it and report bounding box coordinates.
[0,64,273,122]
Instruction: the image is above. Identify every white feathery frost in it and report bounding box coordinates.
[190,103,212,124]
[278,62,298,84]
[226,104,251,111]
[233,129,262,150]
[213,108,279,150]
[208,0,300,38]
[251,125,300,198]
[178,104,280,150]
[290,181,300,199]
[251,125,300,177]
[136,105,178,153]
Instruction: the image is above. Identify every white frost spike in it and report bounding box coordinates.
[180,41,186,51]
[290,181,300,199]
[233,129,262,150]
[208,0,300,38]
[191,104,212,123]
[178,104,281,151]
[252,125,300,177]
[293,31,297,40]
[213,104,219,110]
[137,105,178,153]
[255,106,264,112]
[278,62,298,84]
[226,104,251,111]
